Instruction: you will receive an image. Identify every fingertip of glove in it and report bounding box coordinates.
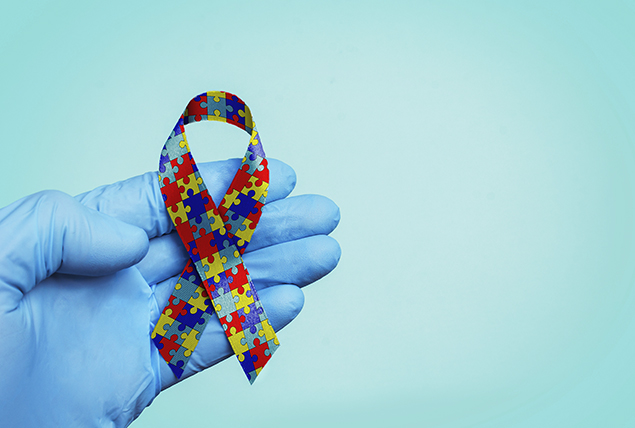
[268,158,297,197]
[120,222,150,265]
[312,235,342,274]
[261,285,305,331]
[281,162,297,196]
[318,196,341,232]
[283,284,305,320]
[303,195,341,234]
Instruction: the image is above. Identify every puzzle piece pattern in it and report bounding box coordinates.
[151,91,278,383]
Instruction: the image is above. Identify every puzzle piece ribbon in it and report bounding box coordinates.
[151,91,279,384]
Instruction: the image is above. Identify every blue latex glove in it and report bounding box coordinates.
[0,159,340,427]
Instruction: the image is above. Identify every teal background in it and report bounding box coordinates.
[2,1,635,426]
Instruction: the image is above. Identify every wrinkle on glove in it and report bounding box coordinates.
[0,191,156,428]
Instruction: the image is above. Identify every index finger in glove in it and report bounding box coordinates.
[75,158,296,240]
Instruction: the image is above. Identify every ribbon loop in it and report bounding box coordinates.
[151,91,279,383]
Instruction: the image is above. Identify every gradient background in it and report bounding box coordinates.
[2,1,635,427]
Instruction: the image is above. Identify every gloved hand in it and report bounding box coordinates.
[0,158,340,427]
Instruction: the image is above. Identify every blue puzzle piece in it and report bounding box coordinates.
[238,302,262,331]
[176,303,212,329]
[225,95,245,125]
[239,350,256,375]
[208,270,230,298]
[247,134,265,158]
[230,192,258,218]
[212,229,232,250]
[182,192,206,219]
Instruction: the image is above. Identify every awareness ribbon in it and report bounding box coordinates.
[151,91,279,384]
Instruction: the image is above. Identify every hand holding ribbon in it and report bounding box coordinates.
[0,92,341,426]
